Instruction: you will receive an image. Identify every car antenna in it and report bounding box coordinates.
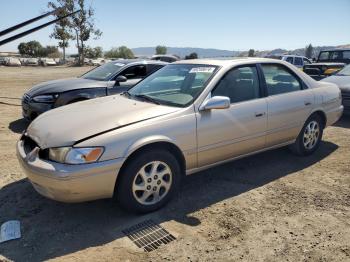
[0,8,80,46]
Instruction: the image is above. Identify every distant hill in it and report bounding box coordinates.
[132,44,350,59]
[132,47,239,58]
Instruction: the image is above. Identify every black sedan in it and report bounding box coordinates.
[22,59,167,120]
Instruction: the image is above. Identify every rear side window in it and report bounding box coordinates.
[342,51,350,59]
[330,51,342,60]
[120,65,147,79]
[294,57,303,66]
[212,66,260,103]
[286,57,294,64]
[318,52,329,61]
[261,64,302,96]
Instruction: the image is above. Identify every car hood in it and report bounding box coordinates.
[321,75,350,92]
[26,95,180,149]
[26,78,108,96]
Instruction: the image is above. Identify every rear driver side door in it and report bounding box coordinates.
[260,63,314,147]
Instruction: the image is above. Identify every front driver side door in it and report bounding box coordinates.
[196,65,268,167]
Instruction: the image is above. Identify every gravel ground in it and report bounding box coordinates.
[0,66,349,262]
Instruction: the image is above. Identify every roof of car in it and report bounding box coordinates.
[173,57,282,67]
[320,49,350,52]
[107,59,168,66]
[281,55,307,58]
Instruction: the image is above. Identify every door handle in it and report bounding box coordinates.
[304,101,312,106]
[255,112,266,117]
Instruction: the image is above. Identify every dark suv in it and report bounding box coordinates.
[303,49,350,80]
[22,60,167,121]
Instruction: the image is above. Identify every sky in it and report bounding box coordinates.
[0,0,350,54]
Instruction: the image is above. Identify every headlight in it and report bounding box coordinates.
[32,94,58,103]
[49,147,104,164]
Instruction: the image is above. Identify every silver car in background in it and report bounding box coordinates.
[17,58,343,213]
[321,64,350,115]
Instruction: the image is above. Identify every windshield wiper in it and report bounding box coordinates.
[132,94,160,105]
[121,90,132,98]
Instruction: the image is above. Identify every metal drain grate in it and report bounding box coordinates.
[123,220,176,252]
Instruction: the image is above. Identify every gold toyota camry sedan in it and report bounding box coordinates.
[17,58,343,213]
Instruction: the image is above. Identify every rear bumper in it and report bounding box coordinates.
[16,140,124,203]
[326,105,344,127]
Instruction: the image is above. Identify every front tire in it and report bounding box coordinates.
[116,150,181,213]
[290,114,324,156]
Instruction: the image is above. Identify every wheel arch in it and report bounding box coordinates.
[114,139,186,196]
[309,109,327,128]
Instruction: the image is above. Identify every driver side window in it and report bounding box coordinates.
[119,65,147,80]
[212,66,260,104]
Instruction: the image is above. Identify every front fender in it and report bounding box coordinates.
[123,135,178,158]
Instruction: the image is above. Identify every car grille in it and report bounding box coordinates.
[21,135,49,159]
[22,135,38,155]
[22,93,31,104]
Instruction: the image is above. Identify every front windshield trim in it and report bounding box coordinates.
[127,64,221,108]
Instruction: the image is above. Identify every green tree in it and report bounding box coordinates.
[55,0,102,65]
[248,49,255,57]
[40,45,59,57]
[185,52,198,59]
[18,41,43,57]
[84,46,103,59]
[155,45,167,55]
[104,46,134,59]
[305,44,314,59]
[104,47,119,58]
[117,46,134,59]
[18,42,29,56]
[48,0,74,62]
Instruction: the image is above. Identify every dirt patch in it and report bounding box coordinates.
[0,66,349,261]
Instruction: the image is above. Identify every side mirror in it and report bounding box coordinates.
[199,96,230,111]
[115,75,127,83]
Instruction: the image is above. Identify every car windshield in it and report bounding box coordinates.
[336,65,350,76]
[81,62,125,81]
[127,64,218,107]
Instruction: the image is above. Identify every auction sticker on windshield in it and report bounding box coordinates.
[189,67,215,73]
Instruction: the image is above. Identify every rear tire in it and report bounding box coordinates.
[289,114,323,156]
[116,150,181,213]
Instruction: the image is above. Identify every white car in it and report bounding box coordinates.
[322,64,350,115]
[25,58,39,66]
[40,58,56,66]
[6,57,21,67]
[88,58,106,66]
[267,55,312,69]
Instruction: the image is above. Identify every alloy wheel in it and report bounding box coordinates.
[303,120,320,150]
[132,161,172,205]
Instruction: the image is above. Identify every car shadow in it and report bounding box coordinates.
[333,115,350,128]
[8,118,29,134]
[0,141,338,262]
